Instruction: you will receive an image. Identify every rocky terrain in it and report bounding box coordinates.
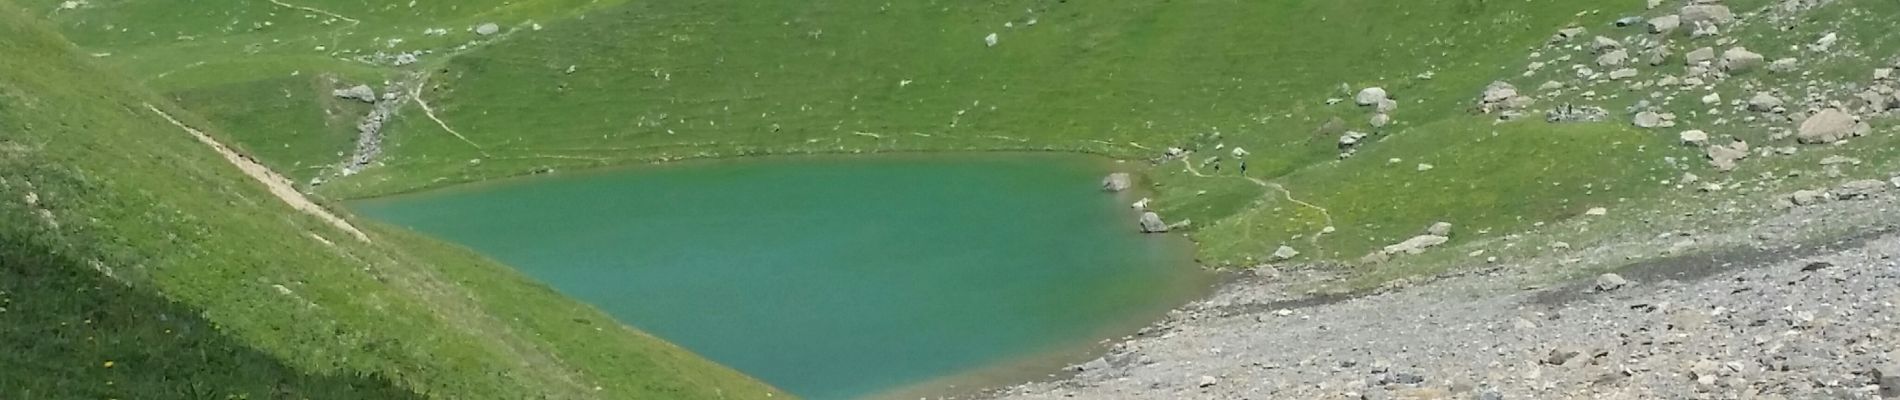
[991,174,1899,399]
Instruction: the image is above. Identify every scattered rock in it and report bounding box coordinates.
[474,23,501,36]
[1647,15,1680,34]
[1425,222,1454,236]
[1546,347,1583,365]
[1596,49,1629,67]
[1747,92,1784,112]
[1608,68,1638,80]
[1769,58,1800,73]
[1706,140,1748,172]
[1679,4,1734,27]
[1591,36,1622,53]
[1356,87,1389,107]
[1584,207,1608,216]
[1796,109,1869,144]
[1679,130,1710,146]
[1596,273,1629,291]
[1633,111,1675,128]
[332,85,377,103]
[1102,173,1133,192]
[1720,47,1765,72]
[1788,189,1829,206]
[1552,27,1587,43]
[1197,375,1218,388]
[1546,104,1608,123]
[984,33,999,47]
[1370,113,1392,128]
[1834,179,1888,200]
[1271,245,1300,261]
[1685,47,1716,65]
[1384,235,1450,255]
[1139,212,1169,233]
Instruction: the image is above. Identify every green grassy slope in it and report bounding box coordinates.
[339,0,1673,263]
[0,4,783,399]
[29,0,1900,270]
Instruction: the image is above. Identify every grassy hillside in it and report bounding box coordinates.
[0,4,783,399]
[28,0,1899,270]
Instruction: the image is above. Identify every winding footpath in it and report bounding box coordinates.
[1178,158,1336,246]
[146,104,371,242]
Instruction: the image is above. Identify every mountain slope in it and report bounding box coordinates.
[0,3,782,399]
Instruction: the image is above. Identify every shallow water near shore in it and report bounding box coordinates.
[350,153,1213,399]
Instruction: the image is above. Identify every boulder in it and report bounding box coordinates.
[1788,189,1829,206]
[332,85,377,103]
[1596,273,1629,291]
[1647,15,1681,34]
[1796,109,1869,144]
[1747,92,1784,112]
[1480,81,1519,103]
[1552,27,1587,43]
[1834,179,1889,200]
[474,23,501,36]
[1679,130,1710,146]
[1370,113,1391,128]
[1356,87,1389,106]
[1425,222,1453,236]
[1376,98,1399,114]
[1197,375,1219,388]
[1383,235,1449,255]
[1101,173,1133,192]
[984,33,999,47]
[1706,140,1747,171]
[1633,111,1669,128]
[1768,58,1800,73]
[1138,212,1169,233]
[1591,36,1622,53]
[1271,245,1300,261]
[1685,47,1716,65]
[1680,4,1734,26]
[1596,49,1630,67]
[1720,47,1766,72]
[1608,68,1638,80]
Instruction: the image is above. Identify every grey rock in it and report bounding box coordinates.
[1596,273,1630,291]
[1139,212,1169,233]
[1789,189,1829,206]
[1634,111,1668,128]
[1796,109,1869,144]
[1877,364,1899,398]
[1592,36,1622,53]
[1426,222,1454,236]
[1197,375,1218,388]
[1768,58,1800,73]
[1679,130,1709,146]
[1685,47,1716,65]
[1596,49,1630,67]
[1834,180,1888,200]
[1747,92,1784,112]
[1721,47,1765,72]
[1680,4,1734,26]
[1102,173,1133,192]
[1272,245,1301,261]
[1370,113,1391,128]
[1546,347,1583,365]
[1384,235,1449,255]
[1608,68,1638,80]
[1357,87,1389,107]
[332,85,377,103]
[474,23,501,36]
[1647,15,1680,34]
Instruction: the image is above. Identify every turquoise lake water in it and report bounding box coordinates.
[351,154,1211,399]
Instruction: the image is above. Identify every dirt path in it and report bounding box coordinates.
[409,73,488,154]
[146,103,371,242]
[1180,158,1336,246]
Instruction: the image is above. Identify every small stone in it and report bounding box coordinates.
[1679,130,1710,146]
[1271,245,1300,261]
[1608,68,1638,80]
[1138,212,1169,233]
[1357,87,1389,107]
[1425,222,1453,236]
[1416,163,1434,172]
[1721,47,1765,72]
[1547,347,1583,365]
[474,23,501,36]
[984,32,999,47]
[1788,190,1828,206]
[1835,179,1889,200]
[1101,173,1133,192]
[1596,273,1630,291]
[1686,47,1717,65]
[1584,207,1608,216]
[1748,92,1784,112]
[1198,375,1219,388]
[1769,58,1800,73]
